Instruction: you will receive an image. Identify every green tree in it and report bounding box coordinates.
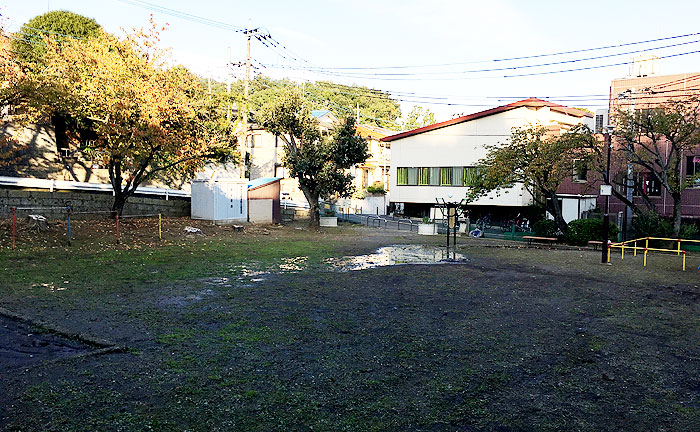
[256,86,369,226]
[12,21,237,214]
[402,106,436,130]
[614,98,700,235]
[469,125,591,233]
[232,77,401,130]
[11,10,102,68]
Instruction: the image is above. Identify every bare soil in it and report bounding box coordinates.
[1,220,699,431]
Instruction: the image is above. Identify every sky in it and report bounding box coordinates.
[2,0,700,124]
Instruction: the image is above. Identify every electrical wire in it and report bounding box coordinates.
[114,0,246,33]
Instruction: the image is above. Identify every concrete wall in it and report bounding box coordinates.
[0,188,190,219]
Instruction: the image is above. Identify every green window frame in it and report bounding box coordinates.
[396,167,408,185]
[418,167,431,185]
[440,167,452,186]
[463,167,478,186]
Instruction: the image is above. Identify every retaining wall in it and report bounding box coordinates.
[0,187,190,219]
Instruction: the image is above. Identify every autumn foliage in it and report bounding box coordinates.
[4,17,237,213]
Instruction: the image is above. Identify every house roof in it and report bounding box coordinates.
[355,123,396,140]
[311,109,330,118]
[381,98,593,142]
[248,177,281,190]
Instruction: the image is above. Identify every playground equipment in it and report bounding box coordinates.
[607,237,700,271]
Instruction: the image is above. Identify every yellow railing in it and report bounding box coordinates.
[607,237,700,271]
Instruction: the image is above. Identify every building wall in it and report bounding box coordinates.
[1,122,110,183]
[389,106,589,207]
[559,72,700,220]
[248,181,281,223]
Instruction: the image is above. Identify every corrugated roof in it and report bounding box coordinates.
[311,109,330,118]
[247,177,282,190]
[381,98,593,142]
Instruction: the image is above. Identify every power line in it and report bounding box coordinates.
[270,38,700,77]
[114,0,246,33]
[293,32,700,71]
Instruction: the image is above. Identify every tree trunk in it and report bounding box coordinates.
[672,192,682,236]
[545,191,568,234]
[300,185,320,228]
[111,192,127,217]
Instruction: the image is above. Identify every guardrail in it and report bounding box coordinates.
[365,215,387,228]
[396,218,416,231]
[608,236,700,270]
[0,175,190,199]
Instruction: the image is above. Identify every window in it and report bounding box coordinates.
[644,173,661,196]
[418,167,430,185]
[440,167,452,186]
[407,168,418,185]
[463,167,478,187]
[452,167,463,186]
[572,159,587,183]
[633,172,661,197]
[430,167,440,186]
[396,167,408,185]
[595,115,604,134]
[687,156,700,186]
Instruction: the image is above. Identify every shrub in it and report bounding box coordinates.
[532,219,558,237]
[680,223,699,239]
[366,184,386,195]
[565,218,619,246]
[632,212,673,238]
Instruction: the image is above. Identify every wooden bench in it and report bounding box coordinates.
[588,240,603,250]
[523,236,557,246]
[587,240,612,250]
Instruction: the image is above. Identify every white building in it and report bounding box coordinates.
[382,98,594,218]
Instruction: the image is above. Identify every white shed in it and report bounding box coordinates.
[191,179,248,222]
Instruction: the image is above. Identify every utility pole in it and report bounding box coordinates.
[226,46,232,121]
[239,25,259,180]
[602,128,613,264]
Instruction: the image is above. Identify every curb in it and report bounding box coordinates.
[0,306,127,352]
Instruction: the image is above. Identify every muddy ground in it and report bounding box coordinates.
[1,220,700,431]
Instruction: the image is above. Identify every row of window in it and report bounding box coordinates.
[396,167,479,187]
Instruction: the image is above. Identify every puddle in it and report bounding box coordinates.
[326,245,467,271]
[0,315,93,371]
[161,245,469,306]
[279,256,308,272]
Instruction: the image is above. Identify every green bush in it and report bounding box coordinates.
[680,223,699,239]
[366,184,386,195]
[565,218,619,246]
[632,212,673,238]
[532,219,558,237]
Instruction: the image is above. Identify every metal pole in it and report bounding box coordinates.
[66,205,71,246]
[602,132,611,264]
[159,214,162,240]
[452,223,457,252]
[116,214,120,243]
[11,207,16,249]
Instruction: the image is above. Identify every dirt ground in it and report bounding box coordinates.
[1,219,700,431]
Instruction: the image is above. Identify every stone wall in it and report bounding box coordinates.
[0,188,190,219]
